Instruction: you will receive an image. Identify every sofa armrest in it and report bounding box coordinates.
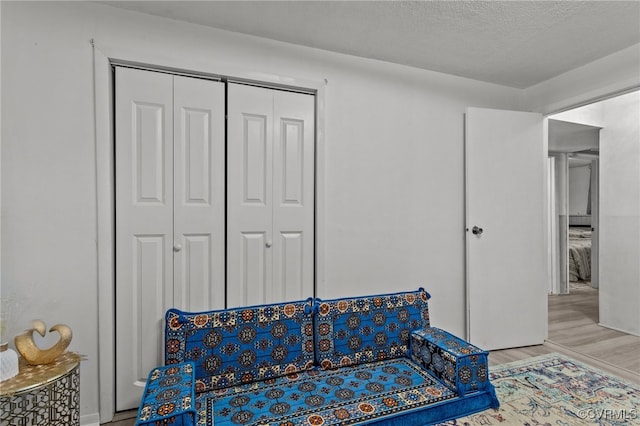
[135,362,197,426]
[410,328,490,397]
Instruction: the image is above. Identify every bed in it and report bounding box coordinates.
[568,226,591,282]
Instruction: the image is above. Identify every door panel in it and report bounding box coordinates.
[273,91,315,302]
[181,109,211,204]
[173,76,225,312]
[244,114,269,204]
[115,67,173,410]
[280,232,304,301]
[133,235,167,377]
[227,84,314,307]
[281,119,304,205]
[134,104,166,203]
[116,69,225,411]
[465,107,547,350]
[180,234,214,308]
[240,231,270,304]
[228,84,274,307]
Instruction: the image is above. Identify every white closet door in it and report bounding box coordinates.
[115,67,173,410]
[227,84,315,307]
[173,76,226,312]
[227,84,274,307]
[116,69,226,411]
[272,91,315,302]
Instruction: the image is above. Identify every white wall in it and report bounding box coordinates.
[548,120,600,152]
[599,91,640,335]
[551,102,604,127]
[568,165,591,215]
[1,1,523,421]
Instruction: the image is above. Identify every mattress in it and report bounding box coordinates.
[568,227,591,282]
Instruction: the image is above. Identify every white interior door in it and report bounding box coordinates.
[115,67,174,410]
[272,90,315,302]
[227,83,315,307]
[115,68,225,410]
[227,84,274,307]
[465,107,548,350]
[173,76,226,311]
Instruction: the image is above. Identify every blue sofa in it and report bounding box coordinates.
[135,288,498,425]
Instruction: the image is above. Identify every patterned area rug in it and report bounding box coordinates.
[439,353,640,425]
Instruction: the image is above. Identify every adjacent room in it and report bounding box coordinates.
[1,1,639,425]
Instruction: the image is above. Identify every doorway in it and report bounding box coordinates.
[548,116,600,296]
[547,89,640,339]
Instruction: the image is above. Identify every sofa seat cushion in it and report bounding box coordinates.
[195,358,456,426]
[165,299,315,393]
[314,289,431,369]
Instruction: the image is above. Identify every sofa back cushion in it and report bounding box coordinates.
[164,299,315,392]
[313,288,430,369]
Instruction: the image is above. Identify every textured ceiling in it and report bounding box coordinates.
[100,1,640,88]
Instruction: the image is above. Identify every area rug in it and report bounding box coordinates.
[439,353,640,425]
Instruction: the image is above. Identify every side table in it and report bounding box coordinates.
[0,352,81,425]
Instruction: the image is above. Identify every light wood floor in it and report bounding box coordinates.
[548,282,639,375]
[103,285,640,425]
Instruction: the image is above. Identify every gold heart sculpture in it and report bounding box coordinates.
[14,320,73,365]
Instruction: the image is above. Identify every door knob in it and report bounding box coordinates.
[265,241,272,248]
[173,244,183,252]
[472,226,483,235]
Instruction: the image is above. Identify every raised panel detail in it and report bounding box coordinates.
[181,108,212,205]
[133,235,165,379]
[182,234,212,311]
[134,102,165,204]
[280,232,303,299]
[241,232,267,304]
[281,119,304,205]
[243,114,267,204]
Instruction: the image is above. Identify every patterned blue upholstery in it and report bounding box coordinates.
[195,358,456,426]
[164,299,315,393]
[137,290,500,425]
[313,289,430,369]
[135,362,196,426]
[410,327,490,396]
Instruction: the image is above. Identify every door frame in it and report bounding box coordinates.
[547,155,558,295]
[540,89,639,337]
[93,47,327,422]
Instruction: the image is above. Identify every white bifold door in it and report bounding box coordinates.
[465,107,548,351]
[227,83,315,307]
[115,67,225,410]
[115,71,315,411]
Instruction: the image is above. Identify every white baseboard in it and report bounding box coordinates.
[80,413,100,426]
[598,322,640,337]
